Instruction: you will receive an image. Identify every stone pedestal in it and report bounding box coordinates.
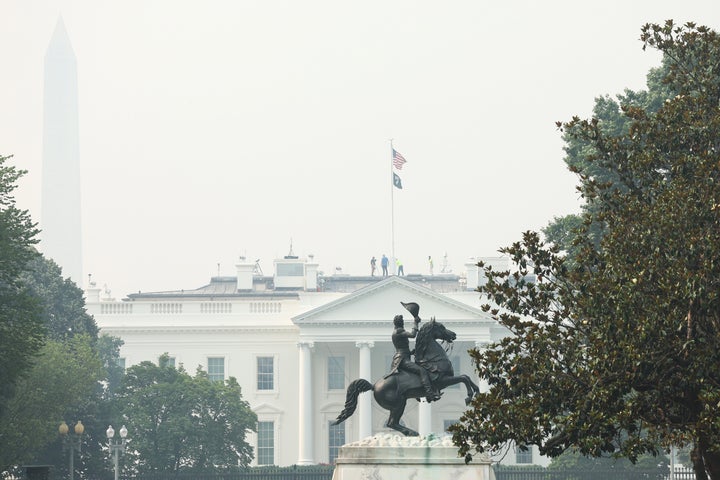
[332,434,495,480]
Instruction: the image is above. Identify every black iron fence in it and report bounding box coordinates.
[106,466,334,480]
[20,464,700,480]
[493,465,697,480]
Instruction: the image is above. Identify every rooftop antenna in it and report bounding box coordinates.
[254,259,263,276]
[288,238,294,257]
[217,262,220,277]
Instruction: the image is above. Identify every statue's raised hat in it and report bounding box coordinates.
[401,301,420,319]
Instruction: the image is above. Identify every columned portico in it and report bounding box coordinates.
[355,341,374,439]
[297,340,315,465]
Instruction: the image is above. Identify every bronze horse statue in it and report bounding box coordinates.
[332,309,480,436]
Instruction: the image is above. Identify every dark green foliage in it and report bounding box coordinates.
[451,21,720,480]
[0,155,115,476]
[97,333,125,398]
[0,335,103,471]
[3,255,112,477]
[20,255,98,341]
[543,39,676,257]
[115,356,257,474]
[0,155,44,420]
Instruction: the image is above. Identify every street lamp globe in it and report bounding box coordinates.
[58,420,83,480]
[107,424,129,480]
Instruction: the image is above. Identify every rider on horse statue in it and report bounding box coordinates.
[332,301,479,436]
[386,302,442,402]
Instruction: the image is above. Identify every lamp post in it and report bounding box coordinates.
[106,425,128,480]
[58,420,84,480]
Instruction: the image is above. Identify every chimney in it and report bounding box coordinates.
[236,256,255,291]
[305,254,318,291]
[85,275,101,303]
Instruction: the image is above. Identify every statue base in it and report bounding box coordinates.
[331,434,495,480]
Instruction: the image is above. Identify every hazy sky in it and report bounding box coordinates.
[2,1,718,298]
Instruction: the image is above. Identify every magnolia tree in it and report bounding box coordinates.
[450,21,720,480]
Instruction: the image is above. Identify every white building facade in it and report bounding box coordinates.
[87,255,549,467]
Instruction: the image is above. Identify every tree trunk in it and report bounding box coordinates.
[700,434,720,480]
[692,444,709,480]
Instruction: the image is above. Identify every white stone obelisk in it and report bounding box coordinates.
[42,16,83,284]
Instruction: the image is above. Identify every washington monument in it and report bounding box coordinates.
[42,17,82,284]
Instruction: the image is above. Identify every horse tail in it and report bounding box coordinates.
[332,379,373,425]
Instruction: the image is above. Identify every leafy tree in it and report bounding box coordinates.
[97,333,125,398]
[0,335,103,472]
[0,155,44,419]
[20,255,98,341]
[0,156,121,478]
[450,21,720,480]
[114,356,256,474]
[543,51,676,257]
[39,333,126,480]
[22,258,124,477]
[67,333,125,479]
[0,255,114,478]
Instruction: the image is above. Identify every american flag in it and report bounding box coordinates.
[392,149,407,170]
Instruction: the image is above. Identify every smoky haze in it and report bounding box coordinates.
[2,1,717,297]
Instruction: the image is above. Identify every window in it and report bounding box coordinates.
[328,421,345,463]
[208,357,225,382]
[276,263,304,276]
[328,356,345,390]
[515,445,533,464]
[257,356,274,390]
[117,358,126,370]
[257,421,274,465]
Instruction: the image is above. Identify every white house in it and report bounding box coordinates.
[86,254,549,467]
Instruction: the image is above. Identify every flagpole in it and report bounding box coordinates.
[390,139,396,275]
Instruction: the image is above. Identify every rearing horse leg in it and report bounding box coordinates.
[460,374,480,405]
[434,374,480,405]
[385,400,418,436]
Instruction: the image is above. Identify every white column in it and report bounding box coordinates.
[475,341,490,393]
[297,341,315,465]
[355,341,374,440]
[418,399,432,436]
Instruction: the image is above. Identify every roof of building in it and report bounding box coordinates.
[124,272,466,301]
[125,276,299,300]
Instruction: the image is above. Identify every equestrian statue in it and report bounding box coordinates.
[332,302,480,436]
